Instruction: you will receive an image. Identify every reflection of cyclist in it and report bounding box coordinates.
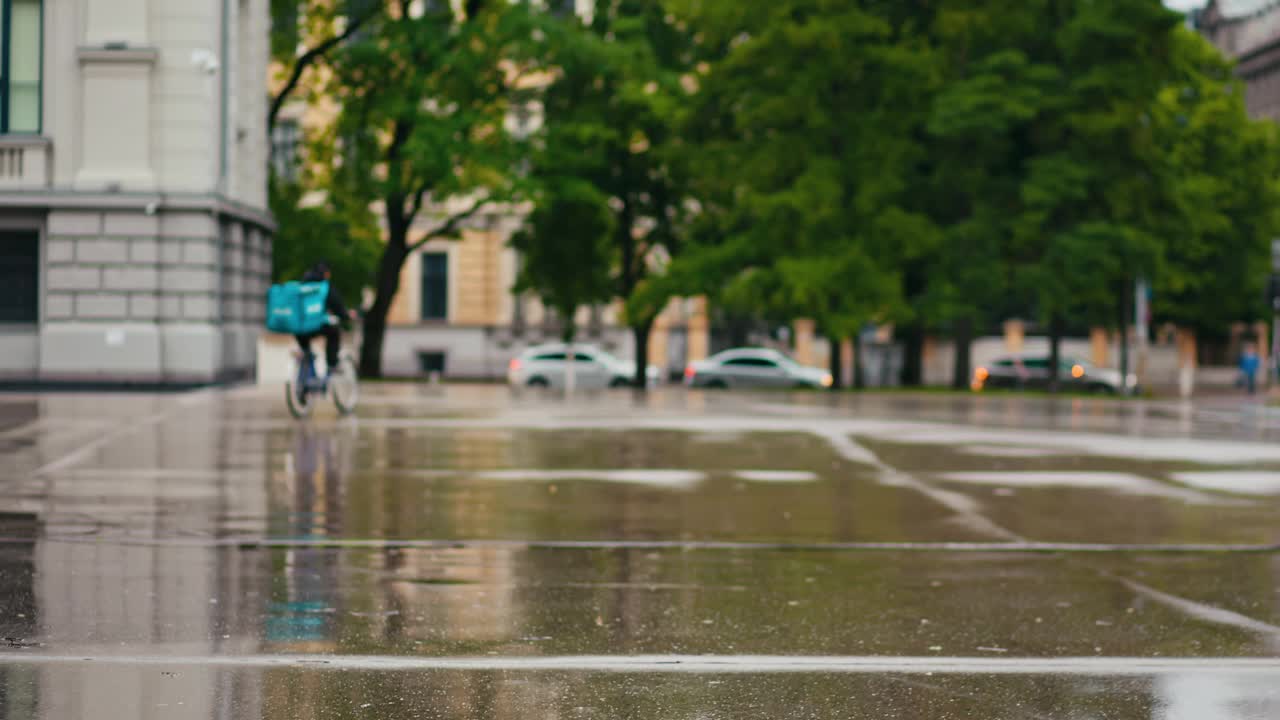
[296,262,356,375]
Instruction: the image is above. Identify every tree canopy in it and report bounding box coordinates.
[269,0,1280,386]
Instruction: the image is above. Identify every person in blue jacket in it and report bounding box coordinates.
[1239,342,1261,395]
[297,262,356,375]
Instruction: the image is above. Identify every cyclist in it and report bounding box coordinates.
[296,261,357,377]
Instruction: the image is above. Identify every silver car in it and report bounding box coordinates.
[508,343,659,389]
[685,348,833,389]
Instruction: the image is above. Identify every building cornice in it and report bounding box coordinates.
[0,189,276,232]
[1237,34,1280,77]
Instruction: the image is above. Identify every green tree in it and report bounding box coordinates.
[268,0,380,135]
[1011,0,1183,389]
[268,0,383,310]
[916,2,1062,387]
[526,0,696,388]
[510,178,616,343]
[1151,28,1280,341]
[314,0,545,377]
[269,180,380,306]
[657,0,936,386]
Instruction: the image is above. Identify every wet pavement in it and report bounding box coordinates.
[1,385,1279,718]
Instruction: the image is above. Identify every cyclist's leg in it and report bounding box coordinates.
[322,326,341,374]
[295,333,317,376]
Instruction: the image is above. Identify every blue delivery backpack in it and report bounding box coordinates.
[266,281,331,335]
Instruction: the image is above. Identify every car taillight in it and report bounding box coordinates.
[684,365,695,379]
[509,358,522,372]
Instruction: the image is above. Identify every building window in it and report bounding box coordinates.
[270,0,299,58]
[421,252,448,321]
[271,119,301,182]
[0,230,38,323]
[417,351,446,375]
[1,0,41,134]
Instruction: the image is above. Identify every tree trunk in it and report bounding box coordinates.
[631,317,655,390]
[829,335,843,389]
[1118,279,1131,395]
[1048,315,1064,393]
[900,323,924,386]
[952,317,973,390]
[358,241,408,378]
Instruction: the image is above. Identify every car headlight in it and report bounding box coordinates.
[821,374,833,388]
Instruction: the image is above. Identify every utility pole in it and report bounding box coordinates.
[1134,277,1149,395]
[1271,239,1280,388]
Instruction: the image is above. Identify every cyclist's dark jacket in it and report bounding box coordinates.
[301,269,349,322]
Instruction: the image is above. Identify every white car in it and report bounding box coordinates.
[685,348,833,389]
[507,343,660,389]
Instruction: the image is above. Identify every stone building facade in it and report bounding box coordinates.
[1196,0,1280,120]
[0,0,273,385]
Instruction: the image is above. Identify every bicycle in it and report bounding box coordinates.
[285,317,360,419]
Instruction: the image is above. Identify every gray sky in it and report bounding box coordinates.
[1164,0,1206,10]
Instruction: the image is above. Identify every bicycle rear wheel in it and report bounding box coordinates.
[330,355,359,416]
[286,356,317,420]
[285,379,316,419]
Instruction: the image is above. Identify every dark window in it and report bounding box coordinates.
[724,357,778,368]
[1,0,41,133]
[994,360,1014,368]
[573,353,595,363]
[0,230,37,323]
[417,351,446,375]
[270,119,301,182]
[1022,358,1049,369]
[270,0,299,59]
[421,252,448,321]
[533,352,566,361]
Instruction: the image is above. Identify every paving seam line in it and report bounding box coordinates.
[1,653,1278,676]
[1,537,1277,553]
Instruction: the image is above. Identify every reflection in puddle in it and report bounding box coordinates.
[1156,673,1280,720]
[732,470,818,483]
[475,469,705,489]
[959,445,1064,458]
[1169,472,1280,496]
[937,471,1221,504]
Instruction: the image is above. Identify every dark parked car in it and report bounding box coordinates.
[973,355,1137,394]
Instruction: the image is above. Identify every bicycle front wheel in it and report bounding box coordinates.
[331,356,360,416]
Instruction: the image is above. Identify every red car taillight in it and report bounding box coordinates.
[684,365,695,379]
[509,358,522,372]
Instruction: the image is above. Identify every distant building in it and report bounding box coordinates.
[0,0,273,385]
[1196,0,1280,119]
